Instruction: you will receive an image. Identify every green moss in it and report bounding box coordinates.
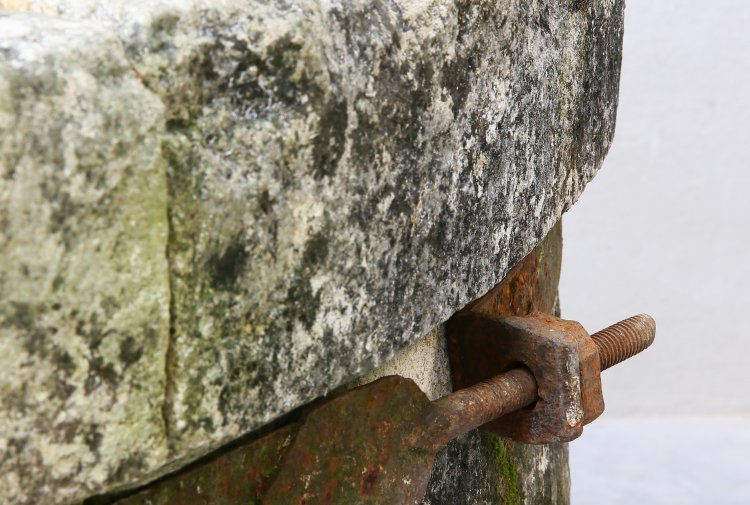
[490,436,522,505]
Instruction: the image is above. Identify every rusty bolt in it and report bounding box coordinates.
[115,314,658,505]
[441,313,657,444]
[590,314,656,371]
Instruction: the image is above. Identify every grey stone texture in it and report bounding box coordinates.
[425,432,570,505]
[0,0,623,503]
[0,13,170,505]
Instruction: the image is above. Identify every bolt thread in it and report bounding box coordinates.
[591,314,656,371]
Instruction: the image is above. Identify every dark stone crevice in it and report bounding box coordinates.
[160,134,178,452]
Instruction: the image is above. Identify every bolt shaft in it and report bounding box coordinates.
[590,314,656,371]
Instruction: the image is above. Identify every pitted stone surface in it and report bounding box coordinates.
[0,1,624,503]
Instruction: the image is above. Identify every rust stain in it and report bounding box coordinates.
[359,464,382,495]
[463,221,562,319]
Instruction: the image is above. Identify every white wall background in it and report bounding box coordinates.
[560,1,750,502]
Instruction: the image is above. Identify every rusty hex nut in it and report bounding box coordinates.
[446,312,604,444]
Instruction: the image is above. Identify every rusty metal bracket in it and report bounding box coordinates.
[115,313,654,505]
[447,312,604,443]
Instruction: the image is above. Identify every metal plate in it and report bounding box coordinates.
[263,376,436,505]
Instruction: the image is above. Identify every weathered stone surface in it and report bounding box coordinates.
[0,13,170,505]
[356,326,452,402]
[0,0,623,503]
[425,432,569,505]
[106,223,569,505]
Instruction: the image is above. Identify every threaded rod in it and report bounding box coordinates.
[413,314,656,450]
[590,314,656,370]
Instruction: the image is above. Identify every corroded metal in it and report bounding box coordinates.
[447,311,656,444]
[263,376,435,505]
[461,222,562,320]
[410,368,538,452]
[265,312,655,501]
[116,423,297,504]
[446,312,600,443]
[262,371,539,504]
[591,314,656,371]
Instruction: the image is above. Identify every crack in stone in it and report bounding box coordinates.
[161,177,177,452]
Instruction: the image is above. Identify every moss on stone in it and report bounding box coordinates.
[490,436,523,505]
